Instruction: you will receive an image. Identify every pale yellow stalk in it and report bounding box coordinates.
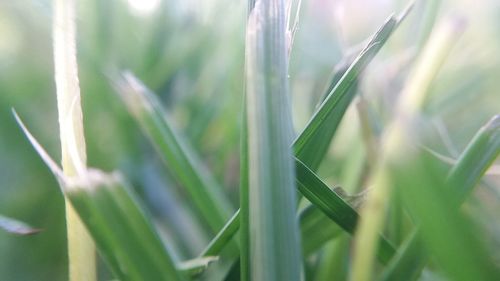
[53,0,96,280]
[350,17,465,281]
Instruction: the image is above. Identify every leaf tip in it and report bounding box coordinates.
[397,1,415,24]
[12,109,65,182]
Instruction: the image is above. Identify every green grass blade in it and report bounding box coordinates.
[65,170,186,281]
[292,4,413,171]
[112,72,233,233]
[295,159,395,263]
[392,151,499,281]
[299,186,369,256]
[351,14,464,281]
[242,7,255,281]
[200,210,240,257]
[13,115,186,281]
[197,161,395,264]
[239,105,250,281]
[315,48,361,110]
[290,7,412,260]
[447,115,500,201]
[292,16,398,170]
[380,115,500,281]
[197,197,341,261]
[245,0,302,279]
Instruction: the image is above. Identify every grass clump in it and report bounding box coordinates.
[4,0,500,280]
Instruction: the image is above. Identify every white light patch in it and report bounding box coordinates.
[127,0,160,15]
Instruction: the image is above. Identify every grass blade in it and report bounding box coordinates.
[197,161,395,263]
[244,0,302,279]
[14,114,186,281]
[380,115,500,281]
[292,15,398,170]
[66,171,186,281]
[291,8,410,259]
[112,72,233,233]
[392,148,499,281]
[200,210,240,257]
[289,7,412,259]
[447,115,500,201]
[351,15,465,281]
[293,4,414,171]
[239,104,250,281]
[242,10,255,281]
[0,215,42,236]
[300,186,368,256]
[295,159,395,263]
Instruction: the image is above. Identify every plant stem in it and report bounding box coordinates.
[53,0,96,280]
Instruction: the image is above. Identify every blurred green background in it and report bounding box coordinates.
[0,0,499,280]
